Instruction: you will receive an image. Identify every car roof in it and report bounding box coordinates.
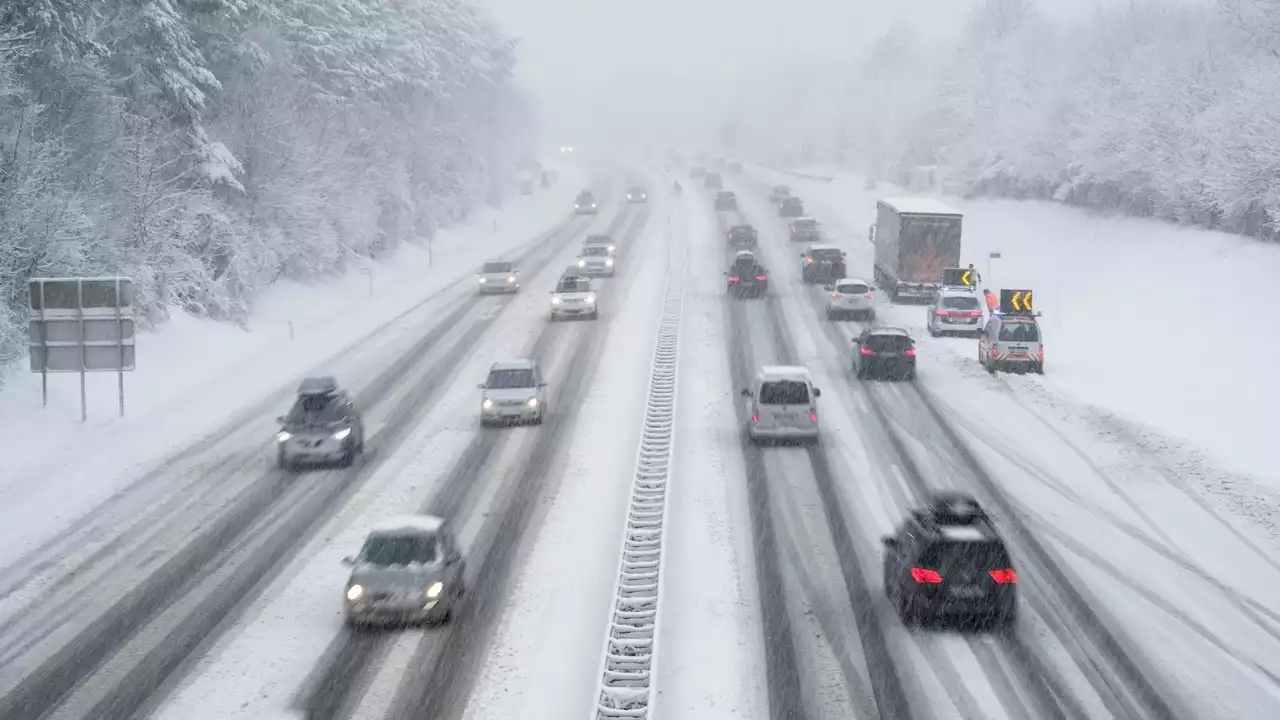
[370,514,444,536]
[730,224,755,231]
[490,359,535,371]
[759,365,811,380]
[837,278,870,286]
[560,271,590,282]
[298,376,339,395]
[807,244,841,251]
[793,216,817,222]
[867,326,911,336]
[938,526,989,542]
[878,197,962,216]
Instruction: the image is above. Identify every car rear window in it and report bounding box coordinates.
[838,283,870,294]
[359,534,438,566]
[758,380,810,405]
[486,369,534,389]
[582,246,609,256]
[482,262,513,273]
[998,322,1040,342]
[866,334,913,352]
[793,219,816,229]
[918,540,1011,575]
[731,226,755,236]
[942,296,980,310]
[810,248,842,261]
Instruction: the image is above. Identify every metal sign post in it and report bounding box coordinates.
[28,277,135,421]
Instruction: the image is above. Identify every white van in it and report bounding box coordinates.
[979,313,1044,374]
[740,366,822,444]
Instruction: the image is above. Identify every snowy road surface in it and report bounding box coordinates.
[0,162,1276,720]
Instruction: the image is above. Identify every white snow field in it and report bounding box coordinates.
[0,162,584,560]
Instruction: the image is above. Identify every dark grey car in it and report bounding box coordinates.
[343,515,466,627]
[276,377,364,471]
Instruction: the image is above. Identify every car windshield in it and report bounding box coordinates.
[758,379,810,405]
[866,334,913,352]
[557,278,590,293]
[486,368,534,388]
[810,249,842,261]
[482,262,513,273]
[582,246,609,256]
[577,193,593,201]
[942,296,980,310]
[998,322,1040,342]
[838,283,870,294]
[918,540,1011,575]
[359,533,438,566]
[285,394,346,424]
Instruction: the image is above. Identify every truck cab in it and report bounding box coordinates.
[871,198,963,304]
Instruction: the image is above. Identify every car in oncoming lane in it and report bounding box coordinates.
[627,186,648,203]
[549,273,598,321]
[476,260,519,294]
[479,359,547,426]
[276,376,364,471]
[343,515,466,627]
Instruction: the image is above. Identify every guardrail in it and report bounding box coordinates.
[590,257,684,720]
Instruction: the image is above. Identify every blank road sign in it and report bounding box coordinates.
[29,277,133,311]
[29,318,135,344]
[30,345,136,372]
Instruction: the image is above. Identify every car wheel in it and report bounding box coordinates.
[534,410,545,425]
[339,445,356,467]
[855,365,865,380]
[905,370,917,382]
[276,447,292,472]
[1034,362,1045,375]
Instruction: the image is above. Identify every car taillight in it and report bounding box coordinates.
[832,292,841,299]
[751,414,758,423]
[1037,347,1044,360]
[989,569,1017,584]
[860,347,876,356]
[756,275,767,281]
[866,294,874,300]
[904,348,916,357]
[839,259,846,264]
[935,309,947,316]
[969,310,983,317]
[809,409,817,423]
[911,568,943,584]
[728,276,740,282]
[790,225,796,232]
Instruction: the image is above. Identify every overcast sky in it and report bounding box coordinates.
[478,0,1119,151]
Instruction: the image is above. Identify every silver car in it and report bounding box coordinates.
[342,515,465,627]
[576,244,616,276]
[477,260,519,294]
[927,287,985,337]
[276,377,364,471]
[740,366,822,445]
[549,274,598,320]
[825,278,876,321]
[479,359,547,426]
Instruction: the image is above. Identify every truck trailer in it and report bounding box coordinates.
[870,198,963,303]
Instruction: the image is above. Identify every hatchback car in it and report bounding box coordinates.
[476,260,519,294]
[479,359,547,426]
[882,493,1017,629]
[853,327,917,381]
[549,274,598,321]
[342,515,465,627]
[276,377,364,470]
[727,225,758,247]
[577,244,616,276]
[740,366,822,445]
[789,217,821,242]
[714,190,737,211]
[825,279,875,321]
[574,191,598,215]
[979,313,1044,374]
[927,288,984,337]
[779,196,804,217]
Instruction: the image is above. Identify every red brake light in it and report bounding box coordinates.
[728,276,740,282]
[935,309,947,316]
[968,310,983,317]
[905,348,916,357]
[860,347,876,356]
[1037,347,1044,359]
[832,292,840,299]
[756,275,767,281]
[911,568,943,584]
[751,414,758,423]
[989,569,1017,584]
[866,294,874,300]
[809,409,817,423]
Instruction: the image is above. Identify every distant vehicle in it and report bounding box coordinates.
[740,365,822,445]
[576,243,616,276]
[799,244,847,283]
[574,191,598,215]
[882,493,1017,629]
[979,311,1043,375]
[852,327,916,381]
[583,233,617,254]
[769,185,792,204]
[713,190,737,211]
[549,274,598,321]
[727,225,758,248]
[342,515,465,627]
[627,187,648,203]
[927,287,984,337]
[477,260,519,294]
[726,161,743,174]
[704,172,723,189]
[778,196,804,217]
[870,198,963,303]
[479,359,547,426]
[276,377,365,471]
[788,217,821,242]
[726,251,768,298]
[824,278,875,321]
[690,166,707,179]
[559,145,574,154]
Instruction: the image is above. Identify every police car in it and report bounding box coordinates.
[881,492,1017,629]
[979,290,1043,374]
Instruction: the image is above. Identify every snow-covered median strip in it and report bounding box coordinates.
[591,253,685,719]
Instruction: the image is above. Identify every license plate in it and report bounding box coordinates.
[949,586,984,598]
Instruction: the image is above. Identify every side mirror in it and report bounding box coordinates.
[881,536,896,547]
[813,388,822,397]
[739,388,751,397]
[341,555,356,566]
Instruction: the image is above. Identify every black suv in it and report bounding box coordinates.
[882,492,1017,629]
[714,190,737,211]
[779,196,804,217]
[853,327,916,380]
[727,225,758,247]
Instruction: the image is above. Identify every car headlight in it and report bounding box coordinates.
[347,584,364,601]
[526,397,538,408]
[425,581,443,599]
[507,276,516,283]
[585,294,596,304]
[608,245,616,253]
[482,397,494,409]
[276,431,291,443]
[591,203,597,208]
[577,259,586,268]
[332,428,352,441]
[605,258,614,267]
[551,296,561,305]
[478,277,486,283]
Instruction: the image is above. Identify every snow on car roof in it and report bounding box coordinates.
[808,243,841,251]
[879,197,963,216]
[371,515,444,535]
[939,526,988,542]
[491,359,535,370]
[760,365,811,379]
[838,278,871,286]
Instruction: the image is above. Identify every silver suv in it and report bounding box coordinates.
[477,260,519,294]
[740,366,822,445]
[927,287,984,337]
[479,359,547,426]
[276,377,364,471]
[342,515,465,627]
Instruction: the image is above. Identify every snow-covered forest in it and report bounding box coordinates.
[0,0,530,370]
[751,0,1280,243]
